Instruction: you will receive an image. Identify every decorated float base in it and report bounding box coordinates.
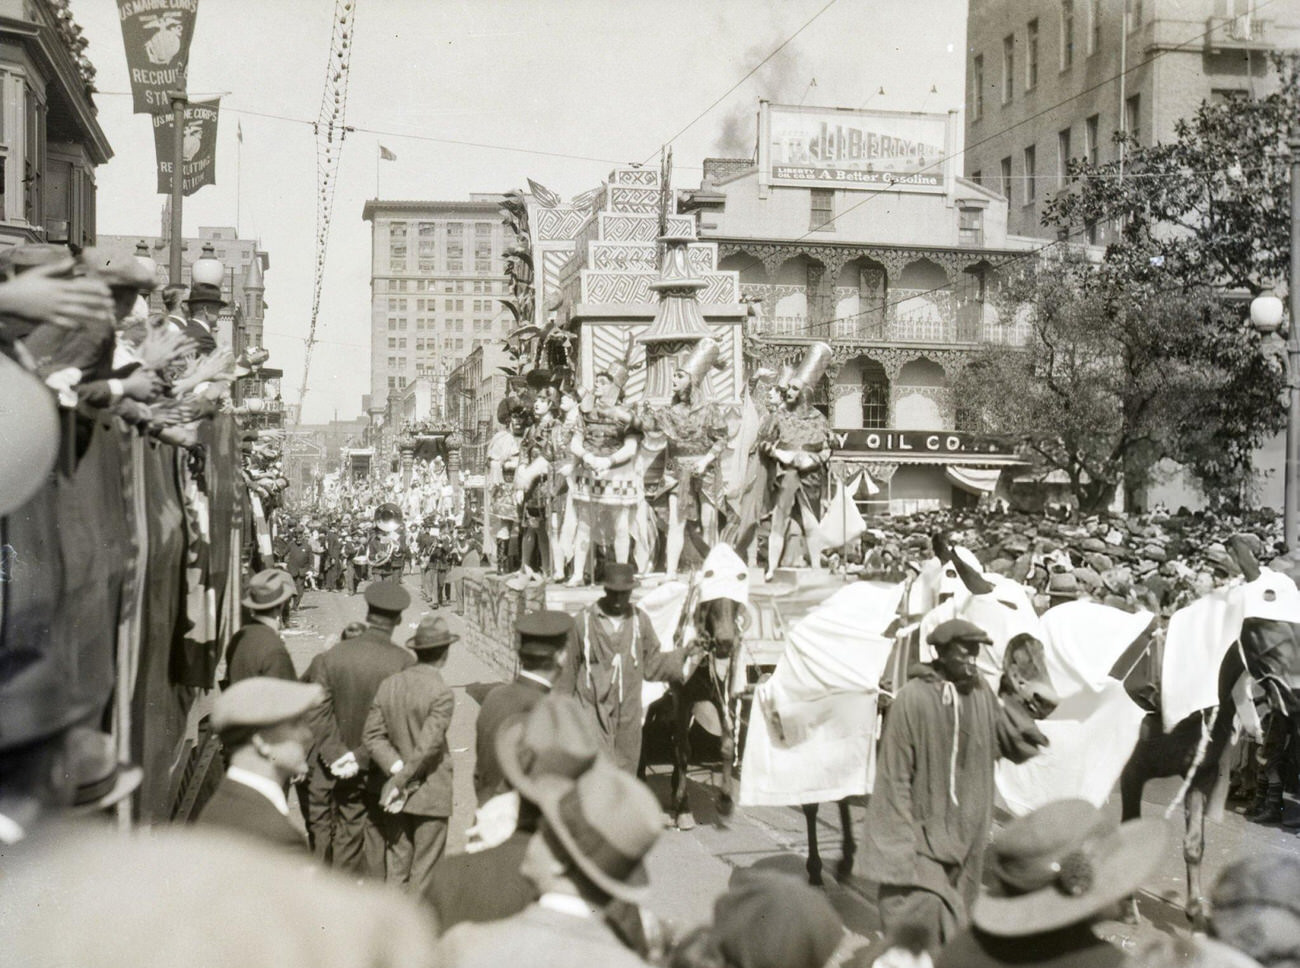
[456,570,547,678]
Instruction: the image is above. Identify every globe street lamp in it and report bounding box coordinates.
[1250,135,1300,549]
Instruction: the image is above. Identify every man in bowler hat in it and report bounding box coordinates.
[182,280,224,356]
[196,677,323,853]
[557,563,693,772]
[224,568,297,687]
[474,609,574,805]
[302,580,414,877]
[363,614,457,894]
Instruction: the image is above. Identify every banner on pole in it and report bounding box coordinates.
[153,98,219,197]
[117,0,199,115]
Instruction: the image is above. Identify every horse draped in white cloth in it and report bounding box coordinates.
[637,544,757,830]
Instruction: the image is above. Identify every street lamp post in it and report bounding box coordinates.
[1250,136,1300,551]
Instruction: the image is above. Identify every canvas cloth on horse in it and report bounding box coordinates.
[1161,569,1300,732]
[636,580,691,718]
[740,581,902,807]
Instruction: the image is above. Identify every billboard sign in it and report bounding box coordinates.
[761,103,952,194]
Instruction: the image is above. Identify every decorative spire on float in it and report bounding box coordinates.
[636,147,713,402]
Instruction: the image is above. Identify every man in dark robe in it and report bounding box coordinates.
[555,563,692,772]
[860,619,1048,954]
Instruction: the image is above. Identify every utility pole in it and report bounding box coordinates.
[1287,136,1300,550]
[168,91,187,282]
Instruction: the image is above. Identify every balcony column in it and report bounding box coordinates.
[806,261,831,338]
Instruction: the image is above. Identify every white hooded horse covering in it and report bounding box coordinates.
[740,581,903,807]
[995,601,1150,816]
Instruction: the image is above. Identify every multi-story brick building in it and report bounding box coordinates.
[965,0,1300,241]
[680,101,1037,513]
[362,197,515,413]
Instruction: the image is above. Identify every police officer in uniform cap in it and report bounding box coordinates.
[301,581,414,877]
[473,609,574,805]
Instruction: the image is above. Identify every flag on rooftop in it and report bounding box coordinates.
[379,145,396,161]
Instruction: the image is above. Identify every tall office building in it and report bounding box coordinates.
[362,196,514,412]
[964,0,1300,241]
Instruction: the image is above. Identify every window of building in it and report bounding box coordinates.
[1090,0,1102,52]
[1024,146,1036,202]
[387,318,396,330]
[475,260,493,273]
[1061,1,1075,68]
[388,376,397,389]
[1127,0,1142,26]
[475,221,492,236]
[1026,20,1039,89]
[1085,114,1100,165]
[972,169,983,187]
[445,222,462,238]
[455,338,464,350]
[809,188,834,231]
[419,222,436,238]
[1086,221,1098,245]
[1002,35,1015,103]
[861,361,889,430]
[1057,128,1071,183]
[387,337,396,348]
[447,259,463,272]
[1000,156,1012,197]
[1211,88,1249,105]
[958,208,984,247]
[1125,94,1141,143]
[399,318,408,330]
[390,221,407,238]
[398,338,406,349]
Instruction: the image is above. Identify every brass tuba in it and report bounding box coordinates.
[369,503,403,567]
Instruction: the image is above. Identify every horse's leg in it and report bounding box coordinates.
[1118,741,1149,924]
[1184,784,1209,930]
[671,687,695,831]
[803,803,823,886]
[836,798,856,880]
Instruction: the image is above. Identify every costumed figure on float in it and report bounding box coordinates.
[515,382,557,579]
[567,360,641,586]
[757,342,833,581]
[638,337,728,577]
[486,395,526,573]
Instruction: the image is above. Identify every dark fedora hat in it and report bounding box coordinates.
[496,696,601,807]
[973,799,1167,937]
[600,562,637,592]
[407,614,458,652]
[184,281,228,308]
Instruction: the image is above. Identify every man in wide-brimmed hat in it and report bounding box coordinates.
[223,568,296,687]
[431,694,601,930]
[558,562,695,772]
[934,799,1167,967]
[860,618,1049,955]
[362,614,457,894]
[197,677,324,853]
[63,727,144,820]
[301,580,414,876]
[437,701,663,967]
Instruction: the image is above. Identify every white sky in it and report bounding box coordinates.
[72,0,967,423]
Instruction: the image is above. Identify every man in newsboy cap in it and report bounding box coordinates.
[196,677,323,853]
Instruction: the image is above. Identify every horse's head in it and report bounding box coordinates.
[693,543,753,660]
[696,597,743,659]
[1000,632,1060,720]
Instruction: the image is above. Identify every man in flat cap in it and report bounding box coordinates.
[197,677,323,853]
[859,618,1049,955]
[363,614,457,895]
[302,580,414,877]
[223,568,297,687]
[474,609,574,805]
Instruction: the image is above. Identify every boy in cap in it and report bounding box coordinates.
[197,677,323,853]
[302,580,415,877]
[474,609,574,805]
[363,614,457,895]
[223,568,297,687]
[436,712,663,967]
[860,618,1049,955]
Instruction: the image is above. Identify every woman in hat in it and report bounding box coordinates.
[567,364,641,585]
[756,343,834,581]
[640,338,729,576]
[933,799,1167,968]
[487,400,527,574]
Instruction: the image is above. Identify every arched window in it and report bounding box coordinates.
[861,359,889,429]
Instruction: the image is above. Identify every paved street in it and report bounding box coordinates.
[283,575,1300,962]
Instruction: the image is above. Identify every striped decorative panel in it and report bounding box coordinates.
[611,167,659,187]
[582,271,655,304]
[703,275,738,303]
[590,242,658,271]
[532,206,590,242]
[608,186,661,214]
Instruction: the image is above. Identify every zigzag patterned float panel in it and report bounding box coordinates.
[608,186,661,214]
[589,242,658,272]
[582,271,656,305]
[533,206,590,242]
[704,324,741,401]
[664,216,695,238]
[702,275,739,303]
[584,322,649,400]
[598,213,659,243]
[611,167,659,187]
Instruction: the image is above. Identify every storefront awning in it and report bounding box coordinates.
[945,464,1002,494]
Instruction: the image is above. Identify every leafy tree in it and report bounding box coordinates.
[968,54,1297,508]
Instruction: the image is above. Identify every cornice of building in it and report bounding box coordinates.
[362,198,507,220]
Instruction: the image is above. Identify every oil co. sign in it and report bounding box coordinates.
[831,429,1017,455]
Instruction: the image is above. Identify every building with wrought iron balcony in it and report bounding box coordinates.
[680,102,1039,513]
